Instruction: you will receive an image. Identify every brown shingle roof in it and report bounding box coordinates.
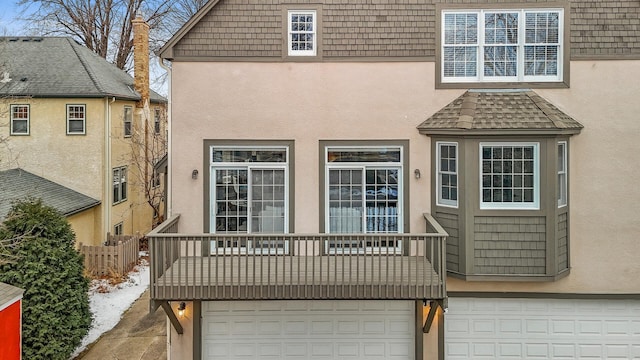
[417,90,584,135]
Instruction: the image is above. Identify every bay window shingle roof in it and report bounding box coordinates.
[417,90,584,135]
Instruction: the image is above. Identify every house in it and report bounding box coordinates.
[0,168,101,243]
[0,19,167,245]
[150,0,640,359]
[0,282,24,360]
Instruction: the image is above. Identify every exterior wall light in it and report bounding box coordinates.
[414,169,421,179]
[178,302,186,317]
[191,169,199,179]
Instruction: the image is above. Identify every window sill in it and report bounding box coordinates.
[436,80,569,90]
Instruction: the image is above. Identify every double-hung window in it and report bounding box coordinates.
[325,146,403,235]
[67,105,86,134]
[10,104,29,135]
[442,9,563,83]
[288,10,316,56]
[124,106,132,137]
[210,146,289,253]
[437,142,458,207]
[557,141,567,207]
[154,108,161,134]
[113,166,127,204]
[114,222,123,236]
[480,142,539,209]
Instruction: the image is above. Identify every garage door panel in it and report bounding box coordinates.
[447,298,640,360]
[203,300,414,360]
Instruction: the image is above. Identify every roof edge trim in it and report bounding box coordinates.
[159,0,223,59]
[418,128,583,136]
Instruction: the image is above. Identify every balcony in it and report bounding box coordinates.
[148,214,447,301]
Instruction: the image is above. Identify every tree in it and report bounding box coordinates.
[0,199,91,360]
[127,106,167,226]
[17,0,207,71]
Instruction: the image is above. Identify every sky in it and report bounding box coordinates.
[0,0,169,95]
[0,0,29,35]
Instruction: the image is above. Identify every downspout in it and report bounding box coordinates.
[158,57,172,217]
[104,96,116,240]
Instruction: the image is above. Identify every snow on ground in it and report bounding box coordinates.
[70,256,150,358]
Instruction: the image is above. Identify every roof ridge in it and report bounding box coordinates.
[66,38,106,94]
[455,91,477,129]
[526,91,566,128]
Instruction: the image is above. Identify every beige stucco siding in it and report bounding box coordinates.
[170,60,640,295]
[1,97,157,241]
[0,98,105,198]
[170,62,460,236]
[68,207,100,247]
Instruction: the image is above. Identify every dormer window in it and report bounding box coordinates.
[441,8,564,84]
[288,10,316,56]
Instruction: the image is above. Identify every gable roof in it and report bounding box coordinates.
[0,169,100,220]
[417,90,584,136]
[0,37,165,102]
[159,0,222,59]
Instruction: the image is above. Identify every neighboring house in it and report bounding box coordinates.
[0,19,167,245]
[0,168,100,244]
[0,282,24,360]
[150,1,640,359]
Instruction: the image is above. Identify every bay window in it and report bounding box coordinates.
[437,142,458,207]
[480,142,539,209]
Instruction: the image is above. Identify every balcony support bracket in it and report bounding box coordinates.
[160,301,184,334]
[422,299,443,333]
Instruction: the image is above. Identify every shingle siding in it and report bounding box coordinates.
[436,211,459,273]
[473,216,547,275]
[323,2,432,58]
[571,0,640,57]
[171,0,640,59]
[173,0,282,58]
[557,212,568,271]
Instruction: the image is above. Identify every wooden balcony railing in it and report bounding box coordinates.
[148,214,447,301]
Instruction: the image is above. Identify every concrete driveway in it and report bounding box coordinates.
[75,290,166,360]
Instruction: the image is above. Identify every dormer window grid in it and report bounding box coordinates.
[442,9,563,83]
[288,10,316,56]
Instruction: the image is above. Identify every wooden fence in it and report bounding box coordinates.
[80,234,140,277]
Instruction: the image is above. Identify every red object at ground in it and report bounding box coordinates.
[0,282,23,360]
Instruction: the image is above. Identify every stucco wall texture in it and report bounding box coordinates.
[169,60,640,296]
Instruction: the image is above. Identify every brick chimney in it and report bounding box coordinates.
[132,15,150,108]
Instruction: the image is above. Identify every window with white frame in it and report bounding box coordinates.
[288,10,316,56]
[211,146,288,234]
[442,9,563,83]
[113,166,127,204]
[557,141,567,207]
[151,170,161,188]
[325,147,402,235]
[480,142,539,209]
[154,108,161,134]
[114,222,123,235]
[10,104,29,135]
[437,142,458,207]
[66,105,86,134]
[124,106,132,137]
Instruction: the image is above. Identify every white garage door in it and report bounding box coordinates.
[446,297,640,359]
[202,300,414,360]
